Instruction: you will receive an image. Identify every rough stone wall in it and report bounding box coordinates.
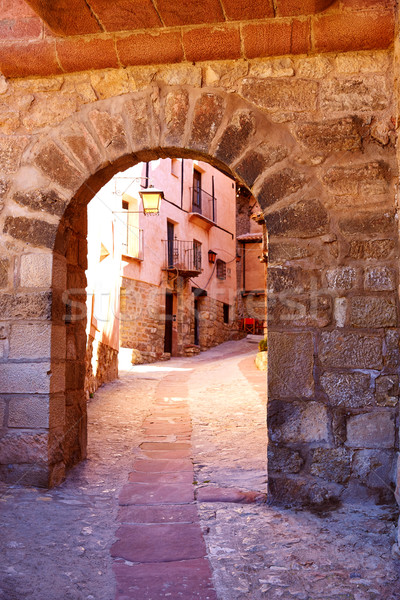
[120,277,166,361]
[85,335,118,398]
[197,295,239,351]
[0,51,397,503]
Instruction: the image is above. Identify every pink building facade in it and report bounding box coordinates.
[86,158,240,392]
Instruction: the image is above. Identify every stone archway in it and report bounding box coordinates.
[0,85,398,508]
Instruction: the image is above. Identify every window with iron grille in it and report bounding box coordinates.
[216,259,226,280]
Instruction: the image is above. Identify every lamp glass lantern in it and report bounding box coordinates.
[139,187,164,215]
[208,250,217,264]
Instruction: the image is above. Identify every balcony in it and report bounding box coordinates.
[189,187,216,230]
[162,240,202,277]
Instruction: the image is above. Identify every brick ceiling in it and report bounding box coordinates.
[0,1,396,78]
[24,0,336,36]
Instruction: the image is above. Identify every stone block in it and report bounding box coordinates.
[163,89,189,147]
[0,431,48,464]
[334,297,347,328]
[57,36,119,73]
[60,122,104,174]
[320,76,388,113]
[320,331,383,369]
[34,141,83,192]
[124,96,154,152]
[314,9,394,53]
[49,393,66,429]
[258,168,306,209]
[269,400,329,444]
[235,143,288,187]
[268,332,314,398]
[364,266,395,291]
[295,117,362,152]
[268,294,332,328]
[265,198,329,238]
[0,398,5,426]
[296,56,333,79]
[188,93,225,153]
[13,188,67,217]
[20,253,52,288]
[9,322,53,359]
[320,372,374,408]
[326,267,356,291]
[268,266,320,293]
[53,254,67,290]
[241,78,318,112]
[8,395,50,428]
[323,161,390,196]
[0,136,28,173]
[268,444,303,473]
[183,24,241,62]
[89,110,128,161]
[349,296,397,328]
[352,449,394,489]
[348,239,395,260]
[375,375,398,407]
[385,329,400,368]
[243,20,310,58]
[346,411,395,449]
[268,474,342,509]
[4,217,57,249]
[0,464,50,487]
[0,362,51,394]
[0,258,9,288]
[0,291,52,319]
[310,447,352,484]
[117,31,183,67]
[215,110,255,165]
[268,242,313,262]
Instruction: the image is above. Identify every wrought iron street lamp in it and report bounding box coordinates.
[139,187,164,216]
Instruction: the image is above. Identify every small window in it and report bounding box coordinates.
[122,199,129,210]
[216,259,226,280]
[223,303,229,324]
[171,158,180,177]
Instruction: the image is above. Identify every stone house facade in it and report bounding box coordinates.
[85,157,239,394]
[0,0,399,550]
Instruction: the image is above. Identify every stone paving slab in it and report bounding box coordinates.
[111,523,207,562]
[128,470,194,484]
[118,482,194,505]
[133,458,194,472]
[113,559,218,600]
[118,504,199,524]
[140,449,193,459]
[140,442,191,451]
[196,485,267,504]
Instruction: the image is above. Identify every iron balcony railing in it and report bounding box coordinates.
[163,240,202,273]
[190,187,216,222]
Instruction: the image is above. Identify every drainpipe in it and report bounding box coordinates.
[181,159,184,210]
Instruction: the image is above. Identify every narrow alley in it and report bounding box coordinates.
[0,340,399,600]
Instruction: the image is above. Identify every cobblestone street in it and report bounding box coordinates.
[0,339,399,599]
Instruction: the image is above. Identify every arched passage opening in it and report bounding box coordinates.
[1,85,398,509]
